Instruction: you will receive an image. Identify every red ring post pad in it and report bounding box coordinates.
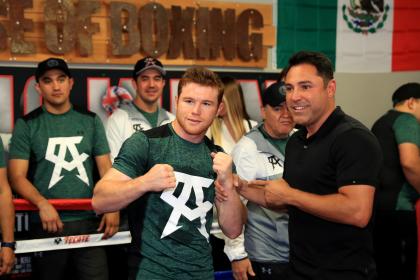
[13,199,93,211]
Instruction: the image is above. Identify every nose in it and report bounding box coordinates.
[52,80,60,90]
[192,103,201,115]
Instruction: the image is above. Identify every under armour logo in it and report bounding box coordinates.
[45,136,89,189]
[267,155,282,170]
[160,172,213,240]
[144,57,157,66]
[261,266,272,275]
[54,237,62,244]
[133,123,144,132]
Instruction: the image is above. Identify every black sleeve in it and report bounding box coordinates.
[332,128,383,188]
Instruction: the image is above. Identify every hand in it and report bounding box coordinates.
[264,179,290,208]
[98,211,120,239]
[232,258,255,280]
[140,164,176,192]
[212,152,233,188]
[38,200,63,233]
[0,248,15,275]
[217,174,245,202]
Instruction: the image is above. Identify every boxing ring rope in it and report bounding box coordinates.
[12,199,131,254]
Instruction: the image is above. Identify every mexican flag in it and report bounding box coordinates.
[276,0,420,72]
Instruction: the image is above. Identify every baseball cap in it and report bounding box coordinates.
[262,81,286,107]
[35,58,72,82]
[133,57,166,79]
[392,83,420,105]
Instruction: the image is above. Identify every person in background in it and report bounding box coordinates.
[0,137,15,276]
[229,81,295,280]
[8,58,119,280]
[106,56,174,161]
[207,76,257,271]
[371,83,420,280]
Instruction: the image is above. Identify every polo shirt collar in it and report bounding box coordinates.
[296,106,345,143]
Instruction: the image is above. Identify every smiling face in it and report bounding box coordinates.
[35,69,73,113]
[284,63,336,135]
[132,69,165,111]
[173,82,221,143]
[262,102,295,139]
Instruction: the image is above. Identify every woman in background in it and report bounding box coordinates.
[208,76,257,154]
[208,76,257,271]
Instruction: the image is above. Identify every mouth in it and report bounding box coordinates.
[187,118,201,124]
[290,105,308,112]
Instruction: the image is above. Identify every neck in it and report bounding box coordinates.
[263,123,289,139]
[306,105,335,138]
[172,120,205,144]
[134,97,158,113]
[44,101,71,115]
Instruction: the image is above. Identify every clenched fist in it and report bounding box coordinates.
[141,164,177,192]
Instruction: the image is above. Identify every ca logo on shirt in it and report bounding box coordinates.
[45,136,89,189]
[160,172,213,241]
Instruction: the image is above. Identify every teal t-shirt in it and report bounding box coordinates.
[113,124,222,280]
[393,113,420,211]
[0,137,5,168]
[136,105,159,128]
[259,125,289,155]
[9,106,110,221]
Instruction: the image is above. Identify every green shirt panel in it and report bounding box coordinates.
[113,124,219,280]
[260,125,289,155]
[0,138,5,168]
[9,107,110,221]
[136,105,159,128]
[393,113,420,211]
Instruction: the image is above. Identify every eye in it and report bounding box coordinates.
[203,101,212,106]
[301,84,312,91]
[284,85,293,94]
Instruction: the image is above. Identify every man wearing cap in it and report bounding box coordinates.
[106,56,175,161]
[0,137,15,276]
[371,83,420,280]
[227,81,295,280]
[8,57,119,280]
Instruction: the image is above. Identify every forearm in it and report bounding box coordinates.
[239,185,267,207]
[10,176,48,208]
[402,164,420,192]
[0,189,14,242]
[216,188,245,239]
[285,186,374,228]
[93,176,148,214]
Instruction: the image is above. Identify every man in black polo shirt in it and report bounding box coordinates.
[257,51,382,279]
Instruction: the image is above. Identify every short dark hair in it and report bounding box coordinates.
[177,67,224,104]
[284,51,334,86]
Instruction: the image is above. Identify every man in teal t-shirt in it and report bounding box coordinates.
[0,138,15,275]
[93,67,245,280]
[8,58,119,280]
[372,82,420,280]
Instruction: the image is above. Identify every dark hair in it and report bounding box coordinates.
[284,51,334,86]
[177,67,224,104]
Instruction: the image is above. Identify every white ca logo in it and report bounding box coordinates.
[160,171,213,241]
[45,136,89,189]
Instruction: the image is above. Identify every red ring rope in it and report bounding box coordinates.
[13,198,93,211]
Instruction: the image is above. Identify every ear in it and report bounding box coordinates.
[216,102,225,117]
[260,106,266,120]
[407,97,417,110]
[69,78,74,90]
[327,79,336,98]
[131,79,138,91]
[35,82,42,95]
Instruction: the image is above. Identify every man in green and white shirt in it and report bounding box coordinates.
[372,82,420,280]
[93,67,245,280]
[9,58,119,280]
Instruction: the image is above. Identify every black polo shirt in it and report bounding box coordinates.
[284,107,382,279]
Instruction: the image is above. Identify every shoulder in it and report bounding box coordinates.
[21,107,44,122]
[394,112,418,127]
[142,123,172,139]
[72,106,97,119]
